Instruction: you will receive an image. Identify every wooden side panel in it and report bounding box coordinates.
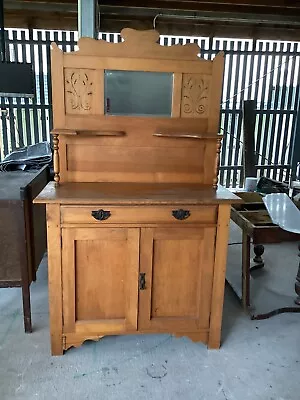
[51,45,65,128]
[0,203,22,281]
[61,228,76,332]
[203,139,221,185]
[61,227,139,335]
[139,226,215,332]
[208,53,225,133]
[46,204,63,356]
[208,204,231,349]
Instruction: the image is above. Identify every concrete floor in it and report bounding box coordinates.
[1,225,300,400]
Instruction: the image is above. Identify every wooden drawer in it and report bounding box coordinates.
[61,205,217,225]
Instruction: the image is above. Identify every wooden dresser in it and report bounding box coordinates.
[35,28,240,355]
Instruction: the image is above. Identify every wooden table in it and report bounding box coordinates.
[228,192,300,319]
[0,166,48,332]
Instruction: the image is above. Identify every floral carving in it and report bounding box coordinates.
[65,69,93,112]
[181,75,209,117]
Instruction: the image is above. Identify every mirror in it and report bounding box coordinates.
[104,70,173,117]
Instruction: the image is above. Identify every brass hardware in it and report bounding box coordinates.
[172,209,191,220]
[139,273,146,290]
[91,209,111,221]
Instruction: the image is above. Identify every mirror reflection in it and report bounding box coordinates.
[104,70,173,117]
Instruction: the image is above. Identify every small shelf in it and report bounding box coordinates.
[51,129,126,137]
[153,132,222,139]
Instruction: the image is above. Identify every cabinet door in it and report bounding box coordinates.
[139,227,216,332]
[62,227,139,335]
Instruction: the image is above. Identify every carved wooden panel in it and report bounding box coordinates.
[64,68,96,115]
[181,74,211,118]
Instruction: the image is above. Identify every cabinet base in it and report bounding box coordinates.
[54,330,218,356]
[63,333,104,353]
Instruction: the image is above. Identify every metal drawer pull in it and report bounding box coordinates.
[172,209,191,220]
[91,209,111,221]
[139,273,146,290]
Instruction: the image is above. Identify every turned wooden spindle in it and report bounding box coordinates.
[213,138,222,189]
[52,133,60,184]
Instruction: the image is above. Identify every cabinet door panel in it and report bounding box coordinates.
[62,227,139,334]
[139,227,216,332]
[75,237,126,320]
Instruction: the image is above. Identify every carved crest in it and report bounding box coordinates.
[53,28,202,61]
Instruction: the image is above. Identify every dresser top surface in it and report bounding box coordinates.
[34,182,241,205]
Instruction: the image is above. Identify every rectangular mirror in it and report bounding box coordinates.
[104,70,173,117]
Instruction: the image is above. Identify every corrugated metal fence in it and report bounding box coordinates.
[1,28,299,187]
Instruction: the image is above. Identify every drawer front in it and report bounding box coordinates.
[61,205,217,225]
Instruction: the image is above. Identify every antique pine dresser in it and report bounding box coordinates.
[35,28,240,355]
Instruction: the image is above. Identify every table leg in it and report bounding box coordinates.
[295,243,300,305]
[22,284,32,333]
[18,205,33,333]
[242,232,251,309]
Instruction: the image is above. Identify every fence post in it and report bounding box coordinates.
[243,100,257,182]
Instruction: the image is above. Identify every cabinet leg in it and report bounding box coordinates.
[207,332,221,349]
[51,337,64,356]
[295,244,300,306]
[208,205,231,350]
[242,232,251,309]
[21,284,32,333]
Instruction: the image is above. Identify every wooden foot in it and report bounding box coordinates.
[208,330,221,349]
[295,243,300,305]
[253,244,264,266]
[51,335,64,356]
